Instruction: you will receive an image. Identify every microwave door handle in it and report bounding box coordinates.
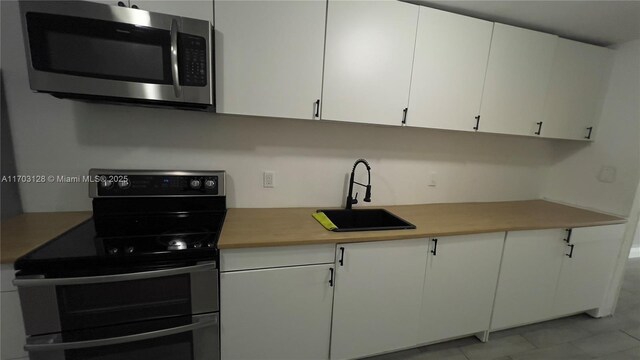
[24,314,217,352]
[170,18,182,98]
[13,262,215,287]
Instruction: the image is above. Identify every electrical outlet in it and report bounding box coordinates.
[263,171,275,188]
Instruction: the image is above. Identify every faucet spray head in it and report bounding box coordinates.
[364,185,372,202]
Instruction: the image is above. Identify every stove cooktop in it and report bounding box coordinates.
[15,170,227,277]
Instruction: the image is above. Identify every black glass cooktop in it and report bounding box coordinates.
[16,171,227,277]
[15,206,226,277]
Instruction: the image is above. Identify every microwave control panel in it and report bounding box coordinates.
[178,33,207,87]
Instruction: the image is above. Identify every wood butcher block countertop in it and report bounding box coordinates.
[217,200,626,249]
[0,201,626,261]
[1,211,92,264]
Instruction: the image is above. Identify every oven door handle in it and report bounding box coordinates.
[24,313,217,352]
[170,18,182,98]
[13,262,215,287]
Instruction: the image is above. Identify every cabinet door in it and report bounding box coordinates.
[479,23,558,136]
[554,224,625,316]
[220,264,334,360]
[419,233,504,344]
[321,0,419,126]
[542,39,612,140]
[131,0,213,23]
[330,239,428,360]
[492,229,566,330]
[407,7,493,132]
[1,291,28,360]
[215,0,326,119]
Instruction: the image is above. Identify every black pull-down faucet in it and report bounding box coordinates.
[345,159,372,210]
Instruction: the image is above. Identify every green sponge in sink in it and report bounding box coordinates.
[312,212,338,231]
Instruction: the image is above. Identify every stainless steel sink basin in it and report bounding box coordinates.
[317,209,416,232]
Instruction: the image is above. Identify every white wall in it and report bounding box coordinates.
[541,39,640,217]
[1,0,558,212]
[630,217,640,258]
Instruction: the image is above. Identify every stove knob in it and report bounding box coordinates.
[193,242,202,248]
[125,246,135,254]
[190,179,201,189]
[108,247,119,255]
[207,242,214,248]
[100,179,113,189]
[204,179,216,189]
[118,178,130,189]
[168,239,187,250]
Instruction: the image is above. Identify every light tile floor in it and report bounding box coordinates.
[366,258,640,360]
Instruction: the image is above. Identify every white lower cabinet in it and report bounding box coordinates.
[492,229,566,330]
[553,224,625,316]
[492,225,625,331]
[1,291,28,360]
[220,264,334,360]
[219,224,624,359]
[1,264,28,360]
[330,239,428,360]
[418,233,504,344]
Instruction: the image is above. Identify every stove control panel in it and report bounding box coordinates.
[89,170,226,198]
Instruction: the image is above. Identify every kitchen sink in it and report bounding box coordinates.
[317,209,416,232]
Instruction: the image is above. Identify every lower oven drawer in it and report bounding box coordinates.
[14,262,218,335]
[26,313,219,360]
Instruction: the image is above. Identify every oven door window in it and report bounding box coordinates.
[26,12,172,84]
[57,274,191,331]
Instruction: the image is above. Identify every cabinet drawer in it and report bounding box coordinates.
[220,244,335,272]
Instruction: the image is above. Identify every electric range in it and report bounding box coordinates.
[14,169,225,360]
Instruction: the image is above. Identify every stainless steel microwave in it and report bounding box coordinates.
[19,1,213,109]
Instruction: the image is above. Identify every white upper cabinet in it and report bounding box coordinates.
[215,0,326,119]
[130,1,213,23]
[479,24,558,136]
[330,239,428,360]
[407,7,493,132]
[542,39,613,141]
[321,0,419,126]
[88,0,214,23]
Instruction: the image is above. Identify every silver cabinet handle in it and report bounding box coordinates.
[170,18,182,98]
[13,262,215,287]
[24,314,217,352]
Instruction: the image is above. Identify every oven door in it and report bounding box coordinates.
[19,1,212,106]
[26,313,219,360]
[14,262,218,336]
